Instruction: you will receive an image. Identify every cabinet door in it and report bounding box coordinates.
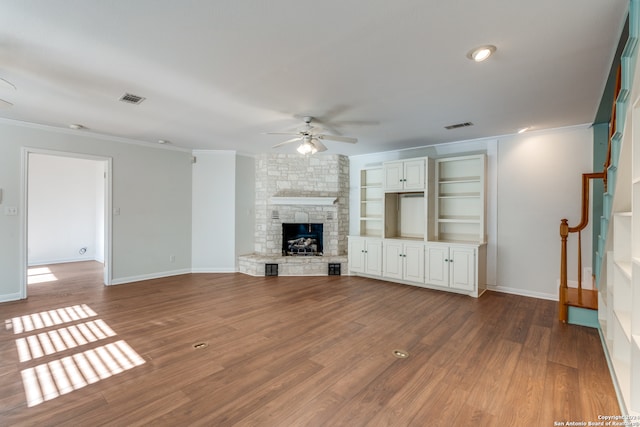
[403,242,425,283]
[364,239,382,276]
[382,241,403,280]
[348,238,365,273]
[403,159,426,190]
[383,161,404,191]
[449,247,476,291]
[425,245,449,287]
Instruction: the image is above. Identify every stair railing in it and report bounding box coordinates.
[558,65,620,322]
[559,172,605,322]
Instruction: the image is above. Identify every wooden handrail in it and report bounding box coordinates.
[559,171,606,322]
[603,65,621,191]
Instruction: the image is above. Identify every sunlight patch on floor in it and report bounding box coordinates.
[6,304,97,334]
[27,267,58,285]
[6,304,145,408]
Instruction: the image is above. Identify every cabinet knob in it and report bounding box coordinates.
[445,259,449,262]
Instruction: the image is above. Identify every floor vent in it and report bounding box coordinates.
[265,263,278,276]
[328,263,341,276]
[119,93,146,105]
[393,349,409,358]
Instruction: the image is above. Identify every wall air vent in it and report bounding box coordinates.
[119,93,146,105]
[444,121,474,130]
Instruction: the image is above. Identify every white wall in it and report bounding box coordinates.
[191,150,238,272]
[235,154,255,261]
[496,126,593,298]
[28,154,104,265]
[0,119,193,302]
[349,125,592,300]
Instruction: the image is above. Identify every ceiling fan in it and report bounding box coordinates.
[268,116,358,154]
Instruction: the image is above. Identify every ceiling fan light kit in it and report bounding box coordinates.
[297,140,317,155]
[268,116,358,155]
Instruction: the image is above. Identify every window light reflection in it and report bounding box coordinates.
[15,320,118,362]
[20,340,145,407]
[7,304,97,334]
[11,304,145,408]
[27,267,58,284]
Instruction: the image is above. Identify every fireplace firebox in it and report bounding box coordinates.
[282,223,323,256]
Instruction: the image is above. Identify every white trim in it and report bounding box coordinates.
[20,148,113,298]
[0,292,23,303]
[110,269,191,285]
[28,257,100,266]
[487,284,557,301]
[191,268,237,273]
[597,327,629,415]
[1,117,191,152]
[348,123,593,159]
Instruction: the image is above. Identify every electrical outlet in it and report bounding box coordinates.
[4,206,17,216]
[169,255,176,262]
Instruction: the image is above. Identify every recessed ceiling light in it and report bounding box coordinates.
[518,127,530,134]
[69,124,85,130]
[0,77,16,90]
[467,45,497,62]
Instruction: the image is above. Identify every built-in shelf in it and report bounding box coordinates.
[359,167,384,238]
[434,155,486,243]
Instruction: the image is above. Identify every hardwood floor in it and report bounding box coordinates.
[0,261,620,426]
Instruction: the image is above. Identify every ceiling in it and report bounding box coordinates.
[0,1,629,156]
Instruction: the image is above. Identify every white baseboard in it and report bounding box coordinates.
[0,291,24,303]
[487,285,557,301]
[110,268,191,286]
[28,256,97,266]
[191,267,237,273]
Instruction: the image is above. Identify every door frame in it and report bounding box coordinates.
[20,147,113,298]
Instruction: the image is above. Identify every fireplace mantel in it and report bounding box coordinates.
[270,196,337,206]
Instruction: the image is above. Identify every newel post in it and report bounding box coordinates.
[559,219,569,322]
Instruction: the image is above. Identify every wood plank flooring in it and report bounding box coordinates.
[0,261,620,426]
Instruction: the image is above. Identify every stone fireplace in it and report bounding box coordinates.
[238,154,349,276]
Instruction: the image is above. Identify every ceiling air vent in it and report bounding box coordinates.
[444,121,474,130]
[119,93,146,105]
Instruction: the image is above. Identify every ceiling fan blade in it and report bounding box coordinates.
[312,139,328,152]
[265,132,300,136]
[272,137,301,148]
[316,134,358,144]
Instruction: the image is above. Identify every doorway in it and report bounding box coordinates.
[20,148,112,298]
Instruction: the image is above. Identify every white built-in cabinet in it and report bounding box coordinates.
[425,243,486,293]
[349,154,487,298]
[348,237,382,276]
[383,159,426,191]
[382,240,425,282]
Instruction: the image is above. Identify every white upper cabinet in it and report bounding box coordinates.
[383,159,426,191]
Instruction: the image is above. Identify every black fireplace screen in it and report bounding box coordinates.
[282,223,323,256]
